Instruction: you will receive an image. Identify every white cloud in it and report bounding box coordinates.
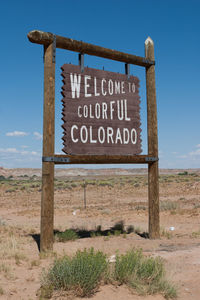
[33,132,42,140]
[0,148,40,156]
[0,148,19,153]
[21,151,29,155]
[0,147,41,168]
[189,149,200,156]
[178,155,187,159]
[31,151,39,156]
[6,131,29,137]
[21,145,29,149]
[175,144,200,159]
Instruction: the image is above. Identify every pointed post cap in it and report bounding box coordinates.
[145,36,154,46]
[145,37,154,60]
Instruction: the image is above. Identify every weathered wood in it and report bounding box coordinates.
[28,29,160,248]
[61,64,142,155]
[145,37,160,239]
[52,154,157,164]
[40,42,55,251]
[27,30,155,67]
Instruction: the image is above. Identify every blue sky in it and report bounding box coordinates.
[0,0,199,169]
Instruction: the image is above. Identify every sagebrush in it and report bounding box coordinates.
[41,248,177,299]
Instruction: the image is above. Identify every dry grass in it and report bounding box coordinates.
[0,234,26,260]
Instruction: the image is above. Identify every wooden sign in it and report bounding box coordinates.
[28,30,160,251]
[61,64,142,155]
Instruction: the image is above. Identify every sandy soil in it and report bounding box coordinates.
[0,167,200,299]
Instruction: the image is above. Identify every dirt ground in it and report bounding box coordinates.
[0,167,200,300]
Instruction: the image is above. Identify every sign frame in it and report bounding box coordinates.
[28,30,159,251]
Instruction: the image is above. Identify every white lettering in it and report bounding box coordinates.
[89,105,94,118]
[110,101,115,120]
[98,127,105,144]
[80,126,88,143]
[102,102,108,119]
[77,106,82,118]
[107,127,114,143]
[108,79,114,95]
[124,99,131,121]
[123,128,129,144]
[121,81,125,94]
[89,126,97,143]
[117,100,124,120]
[131,128,137,144]
[95,103,101,119]
[115,81,120,94]
[115,128,122,144]
[71,125,78,143]
[101,78,107,96]
[83,105,88,118]
[128,82,131,93]
[94,77,100,96]
[70,73,81,98]
[84,75,91,97]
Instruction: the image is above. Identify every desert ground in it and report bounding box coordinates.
[0,167,200,300]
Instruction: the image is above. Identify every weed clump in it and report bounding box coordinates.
[160,201,179,212]
[42,248,177,299]
[55,229,78,242]
[43,248,108,297]
[114,249,177,298]
[178,171,188,176]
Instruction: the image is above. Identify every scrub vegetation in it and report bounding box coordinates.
[41,248,177,299]
[1,168,200,299]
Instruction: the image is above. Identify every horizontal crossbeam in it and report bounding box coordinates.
[42,155,158,164]
[28,30,155,67]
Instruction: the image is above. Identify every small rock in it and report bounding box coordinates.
[108,255,116,263]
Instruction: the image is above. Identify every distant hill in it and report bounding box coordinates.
[0,166,200,178]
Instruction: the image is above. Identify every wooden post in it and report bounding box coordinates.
[40,42,55,251]
[145,37,160,239]
[84,180,86,209]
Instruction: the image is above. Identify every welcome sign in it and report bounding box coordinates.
[61,64,142,155]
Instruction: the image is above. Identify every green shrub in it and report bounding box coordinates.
[127,225,134,234]
[42,248,176,299]
[71,183,77,188]
[98,180,113,187]
[114,249,177,298]
[114,230,121,236]
[178,171,188,176]
[43,248,108,297]
[55,229,78,242]
[114,249,143,283]
[0,285,4,295]
[112,221,124,232]
[191,230,200,238]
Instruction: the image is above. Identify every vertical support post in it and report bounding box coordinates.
[41,42,55,251]
[79,53,84,72]
[145,37,160,239]
[84,180,86,209]
[125,63,130,79]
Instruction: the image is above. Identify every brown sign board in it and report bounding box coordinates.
[61,64,142,155]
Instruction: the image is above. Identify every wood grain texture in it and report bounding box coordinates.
[40,43,55,251]
[145,37,160,239]
[61,64,142,155]
[53,154,155,164]
[27,30,155,67]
